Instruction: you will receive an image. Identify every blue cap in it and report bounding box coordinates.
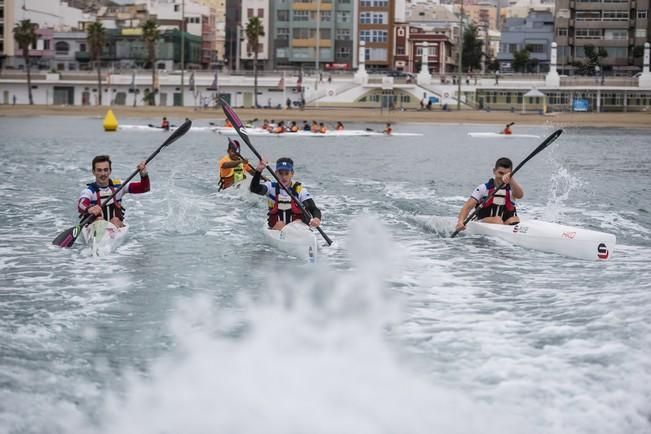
[276,160,294,171]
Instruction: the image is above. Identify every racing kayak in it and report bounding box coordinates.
[468,132,540,138]
[81,220,129,256]
[119,124,210,131]
[262,221,318,263]
[213,127,422,137]
[465,219,615,261]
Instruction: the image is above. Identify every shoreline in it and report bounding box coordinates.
[1,105,651,128]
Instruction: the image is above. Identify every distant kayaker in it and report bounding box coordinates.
[335,121,344,130]
[502,122,514,135]
[319,122,327,134]
[78,155,150,228]
[273,121,286,134]
[311,120,319,133]
[224,118,233,128]
[250,157,322,231]
[218,138,257,191]
[161,117,170,130]
[455,157,523,232]
[289,121,299,132]
[384,122,392,135]
[302,120,311,131]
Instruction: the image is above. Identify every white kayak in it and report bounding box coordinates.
[262,221,318,263]
[82,220,129,256]
[119,124,212,132]
[465,219,615,261]
[468,132,541,138]
[213,127,422,138]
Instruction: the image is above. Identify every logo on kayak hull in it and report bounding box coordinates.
[512,225,529,234]
[562,231,577,240]
[597,243,609,260]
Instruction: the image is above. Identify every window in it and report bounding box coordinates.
[277,28,290,40]
[293,28,314,39]
[636,28,647,37]
[44,40,51,50]
[637,10,647,19]
[360,30,371,42]
[258,8,264,18]
[360,12,372,24]
[557,28,568,36]
[575,10,601,20]
[527,43,545,52]
[508,43,518,53]
[247,8,253,18]
[277,10,289,21]
[174,4,179,11]
[396,46,405,55]
[55,41,70,55]
[602,11,628,20]
[293,10,309,21]
[276,48,288,58]
[338,0,351,3]
[372,12,387,24]
[336,29,351,40]
[576,29,602,39]
[604,29,627,40]
[336,11,350,23]
[365,47,387,61]
[336,47,351,57]
[361,0,388,5]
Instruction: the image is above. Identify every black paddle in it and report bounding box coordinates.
[53,119,193,248]
[220,99,333,246]
[451,128,563,238]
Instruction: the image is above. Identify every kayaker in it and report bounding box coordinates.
[78,155,150,228]
[161,117,170,130]
[250,157,322,230]
[311,120,319,133]
[319,122,327,134]
[218,138,256,191]
[262,119,270,130]
[384,122,392,135]
[289,121,299,132]
[502,122,514,135]
[273,121,286,134]
[302,120,311,131]
[455,157,523,232]
[224,118,233,128]
[335,121,344,130]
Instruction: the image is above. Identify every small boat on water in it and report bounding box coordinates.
[81,220,129,256]
[213,127,422,138]
[262,221,318,263]
[464,219,616,261]
[468,132,541,139]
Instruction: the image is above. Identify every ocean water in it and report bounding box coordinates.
[0,116,650,434]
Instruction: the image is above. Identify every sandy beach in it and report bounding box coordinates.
[1,104,650,128]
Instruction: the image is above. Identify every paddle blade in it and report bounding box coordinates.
[52,225,81,248]
[161,119,192,149]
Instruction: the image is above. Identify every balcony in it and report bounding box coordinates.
[292,38,332,48]
[292,2,333,11]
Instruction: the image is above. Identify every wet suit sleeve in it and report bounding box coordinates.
[303,198,321,220]
[250,170,268,195]
[127,174,150,194]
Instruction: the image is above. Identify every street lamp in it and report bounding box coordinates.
[457,0,464,111]
[180,0,185,106]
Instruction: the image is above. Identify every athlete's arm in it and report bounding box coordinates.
[249,168,268,195]
[127,161,151,194]
[503,173,524,199]
[455,197,479,232]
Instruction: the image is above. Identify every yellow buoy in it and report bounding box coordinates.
[103,109,118,132]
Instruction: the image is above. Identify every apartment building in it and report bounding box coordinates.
[555,0,649,70]
[357,0,395,70]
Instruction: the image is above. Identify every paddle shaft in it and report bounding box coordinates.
[221,100,333,246]
[451,129,563,238]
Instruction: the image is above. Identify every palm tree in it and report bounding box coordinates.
[13,20,38,105]
[142,19,160,106]
[245,16,265,108]
[87,21,106,106]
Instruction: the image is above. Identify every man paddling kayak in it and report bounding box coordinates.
[502,122,514,135]
[455,157,523,232]
[78,155,150,228]
[161,117,170,131]
[218,138,257,191]
[250,157,321,230]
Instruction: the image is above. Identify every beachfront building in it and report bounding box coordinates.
[269,0,355,71]
[403,3,461,70]
[224,0,241,70]
[497,10,554,72]
[357,0,396,71]
[393,24,455,74]
[194,0,226,65]
[554,0,649,73]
